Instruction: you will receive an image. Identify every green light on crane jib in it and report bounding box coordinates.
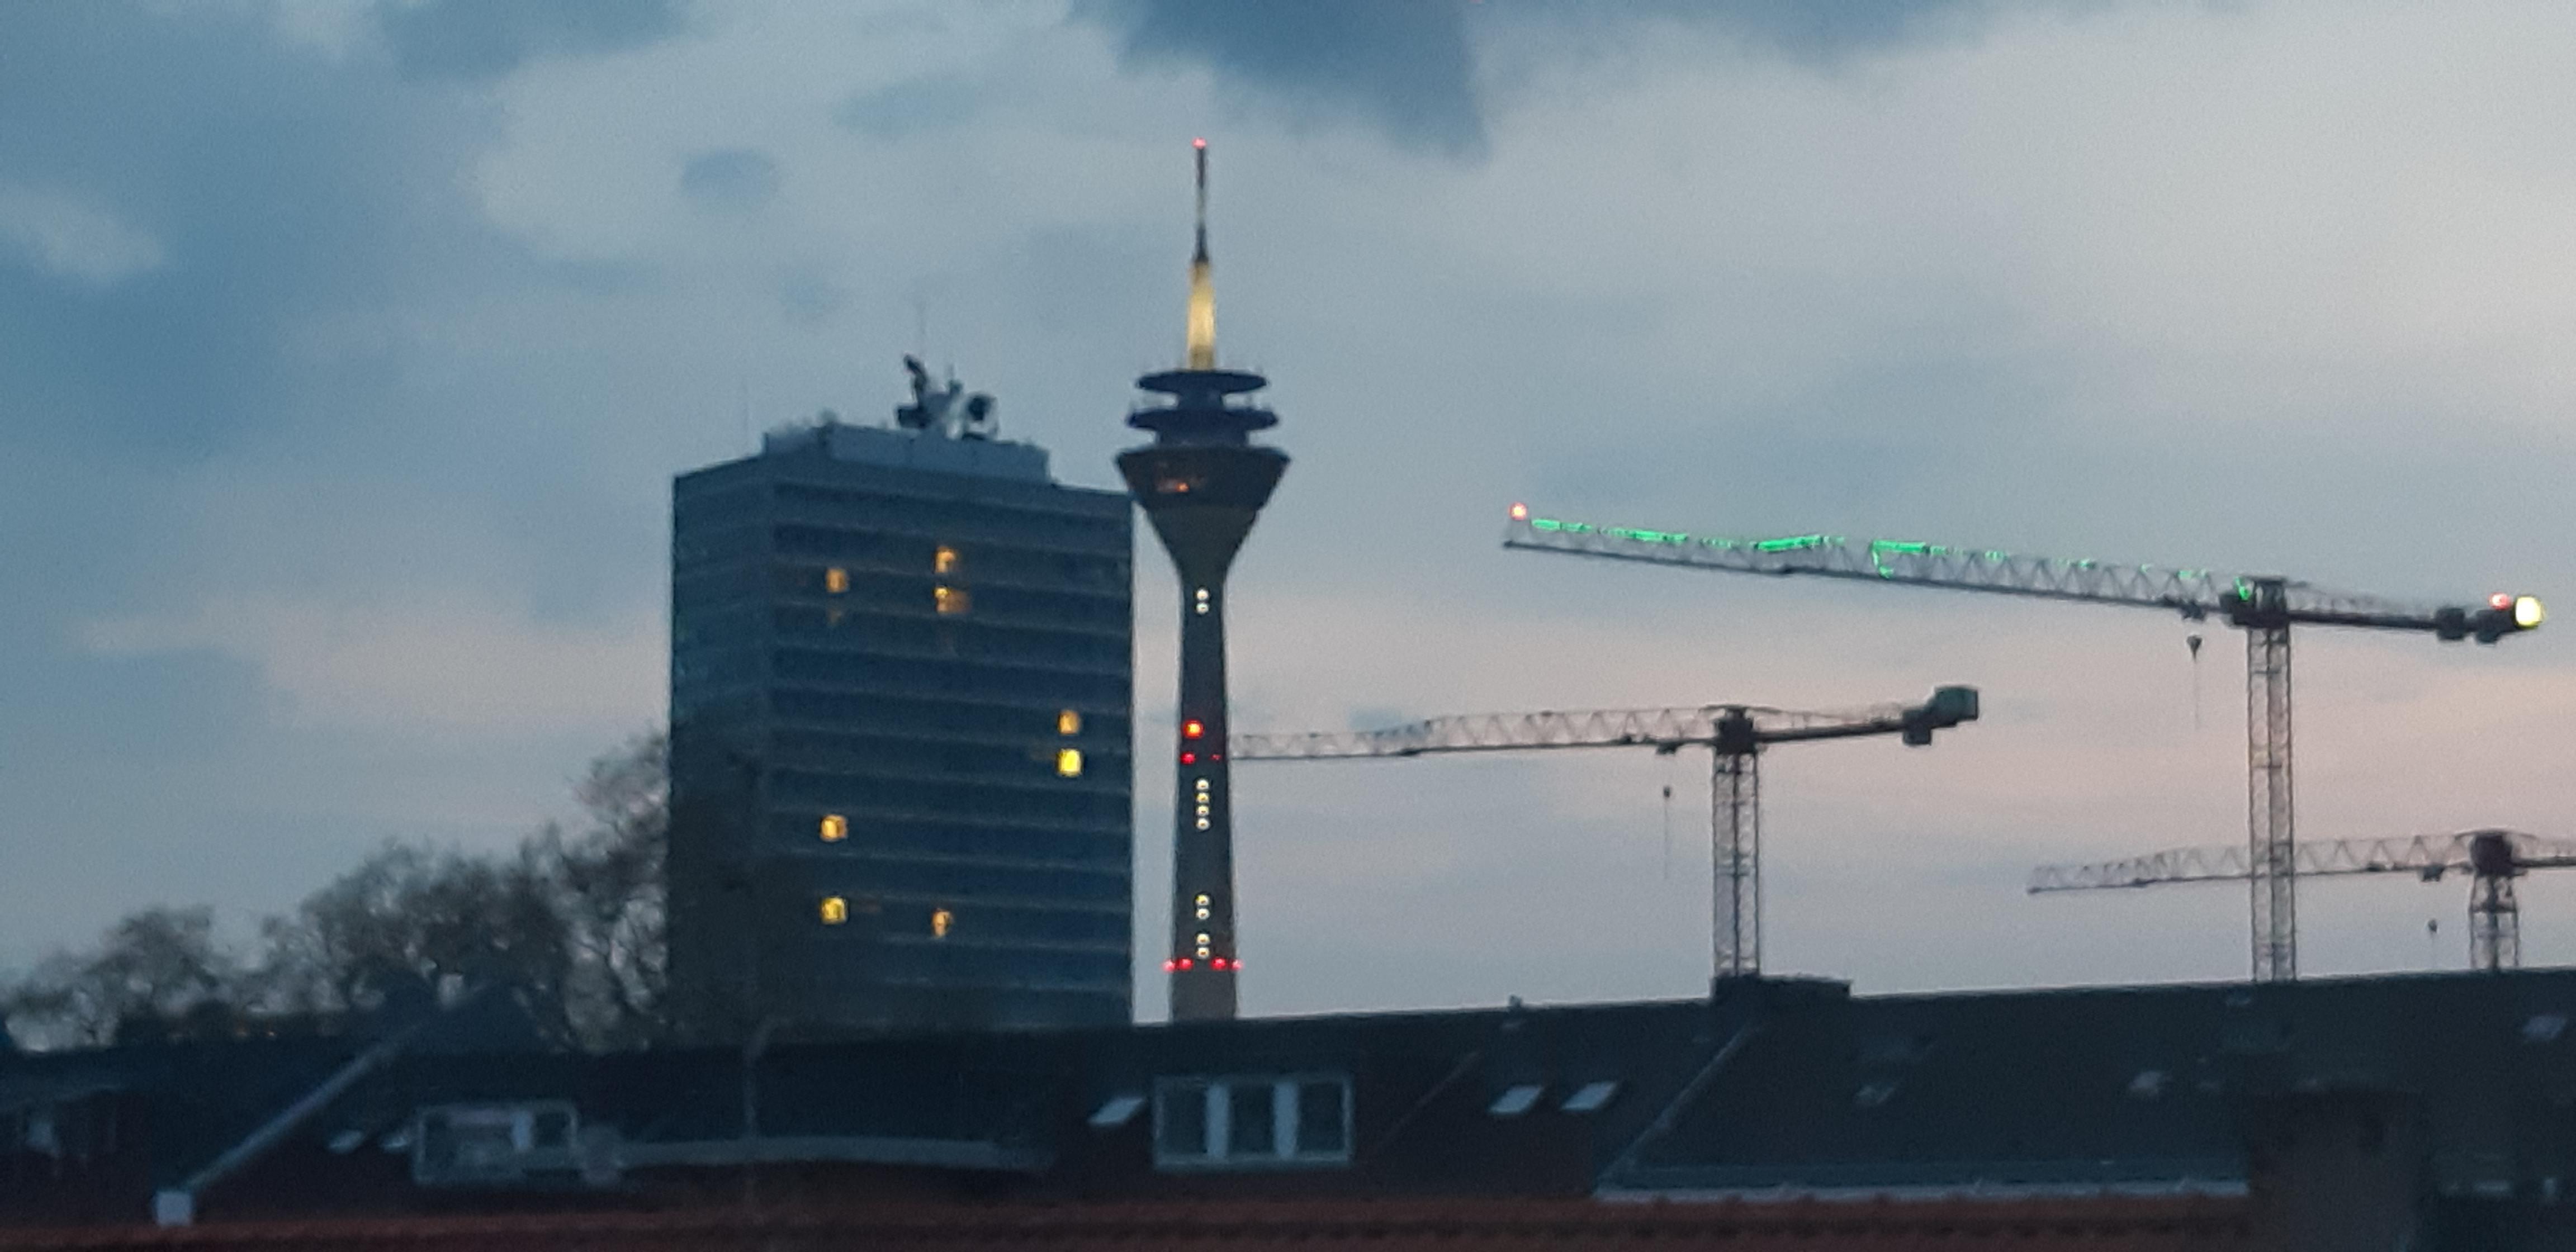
[1753,535,1829,553]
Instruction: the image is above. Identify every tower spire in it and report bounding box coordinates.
[1185,137,1216,371]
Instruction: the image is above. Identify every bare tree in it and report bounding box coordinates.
[1,907,244,1049]
[250,840,579,1045]
[537,730,668,1049]
[4,732,669,1052]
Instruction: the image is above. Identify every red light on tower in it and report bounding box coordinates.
[1192,137,1206,150]
[1509,502,1529,520]
[1180,751,1197,765]
[1182,718,1205,739]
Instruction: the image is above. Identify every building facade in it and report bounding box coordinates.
[665,400,1134,1040]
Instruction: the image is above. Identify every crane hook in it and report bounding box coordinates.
[2186,633,2204,731]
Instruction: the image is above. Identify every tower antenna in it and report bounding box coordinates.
[1185,137,1216,371]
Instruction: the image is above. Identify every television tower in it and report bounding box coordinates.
[1117,139,1288,1022]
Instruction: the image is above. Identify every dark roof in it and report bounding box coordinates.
[7,968,2575,1222]
[0,1197,2260,1251]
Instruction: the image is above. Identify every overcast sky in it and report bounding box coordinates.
[7,0,2576,1019]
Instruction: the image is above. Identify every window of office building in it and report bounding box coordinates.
[934,585,970,615]
[819,897,849,925]
[818,814,847,842]
[934,545,960,575]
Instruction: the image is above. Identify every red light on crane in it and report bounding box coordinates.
[1192,137,1206,150]
[1180,751,1197,765]
[1509,502,1529,520]
[2492,592,2515,610]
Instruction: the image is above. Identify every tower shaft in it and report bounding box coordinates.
[1120,445,1286,1021]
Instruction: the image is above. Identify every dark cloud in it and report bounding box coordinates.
[0,4,501,464]
[680,148,783,211]
[379,0,685,81]
[0,3,672,965]
[1074,0,1485,155]
[1073,0,1994,158]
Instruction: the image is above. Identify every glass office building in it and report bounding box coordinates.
[666,412,1134,1039]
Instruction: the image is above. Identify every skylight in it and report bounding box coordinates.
[1088,1094,1146,1128]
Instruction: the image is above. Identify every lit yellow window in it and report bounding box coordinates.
[931,908,954,939]
[1057,709,1082,736]
[820,897,849,925]
[934,585,970,615]
[934,545,960,575]
[1056,748,1084,777]
[824,567,849,594]
[818,814,847,843]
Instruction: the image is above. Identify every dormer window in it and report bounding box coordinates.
[1154,1074,1349,1169]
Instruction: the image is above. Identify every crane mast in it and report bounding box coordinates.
[2032,829,2576,971]
[1236,687,1978,981]
[1505,506,2542,983]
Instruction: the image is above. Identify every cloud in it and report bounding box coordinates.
[80,591,661,733]
[1071,0,1996,158]
[378,0,686,80]
[836,74,985,140]
[0,184,165,287]
[10,0,2576,1014]
[1075,0,1484,154]
[679,147,782,211]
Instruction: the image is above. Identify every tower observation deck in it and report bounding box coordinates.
[1116,139,1288,1022]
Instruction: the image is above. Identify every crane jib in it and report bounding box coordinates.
[1504,512,2537,641]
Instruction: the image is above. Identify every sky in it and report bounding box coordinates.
[6,0,2576,1021]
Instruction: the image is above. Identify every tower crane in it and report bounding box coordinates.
[1234,686,1979,981]
[1504,505,2544,984]
[2030,829,2576,972]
